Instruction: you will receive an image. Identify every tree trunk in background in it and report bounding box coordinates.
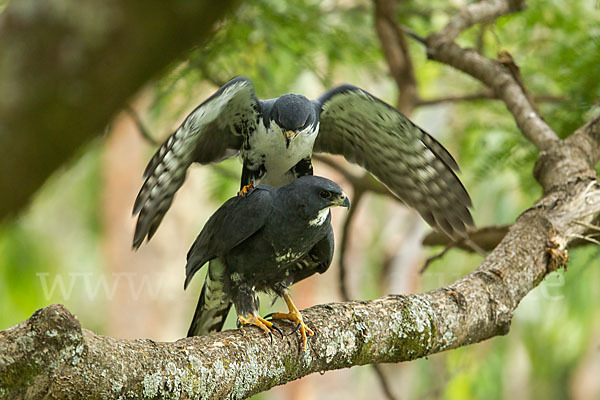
[0,0,239,220]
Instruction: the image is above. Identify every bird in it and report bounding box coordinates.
[132,76,473,249]
[184,175,350,351]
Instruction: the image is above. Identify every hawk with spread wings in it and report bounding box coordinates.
[132,76,473,248]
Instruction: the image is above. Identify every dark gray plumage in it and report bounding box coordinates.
[185,176,349,350]
[132,76,473,249]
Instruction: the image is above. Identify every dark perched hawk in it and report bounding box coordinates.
[132,76,472,248]
[185,176,350,351]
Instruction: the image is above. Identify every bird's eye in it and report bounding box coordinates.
[320,190,331,199]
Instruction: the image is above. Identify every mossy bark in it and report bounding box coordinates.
[1,155,598,397]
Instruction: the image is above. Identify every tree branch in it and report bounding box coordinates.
[373,0,417,115]
[424,0,560,150]
[436,0,524,42]
[313,155,392,198]
[2,114,599,397]
[2,170,598,398]
[416,92,566,107]
[338,191,364,302]
[423,225,510,252]
[125,105,161,146]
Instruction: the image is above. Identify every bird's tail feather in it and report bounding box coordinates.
[187,260,231,337]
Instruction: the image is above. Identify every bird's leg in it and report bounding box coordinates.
[266,291,314,352]
[237,313,283,342]
[237,183,255,197]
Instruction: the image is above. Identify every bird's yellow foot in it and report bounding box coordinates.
[237,183,255,197]
[237,313,283,343]
[266,292,314,352]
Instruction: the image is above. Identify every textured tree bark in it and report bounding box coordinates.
[1,116,598,397]
[0,0,239,220]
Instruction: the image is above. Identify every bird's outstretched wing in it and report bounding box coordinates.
[132,77,261,249]
[184,186,274,289]
[314,85,473,237]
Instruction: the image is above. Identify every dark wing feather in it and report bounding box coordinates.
[314,85,473,237]
[132,76,261,248]
[285,225,334,287]
[184,187,275,289]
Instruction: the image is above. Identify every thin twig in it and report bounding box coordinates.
[569,234,600,246]
[398,24,427,45]
[314,155,392,197]
[337,186,398,400]
[421,242,457,273]
[572,220,600,232]
[416,92,566,107]
[476,23,487,53]
[435,0,525,42]
[373,0,417,114]
[371,364,399,400]
[125,105,160,146]
[423,225,509,252]
[339,190,364,302]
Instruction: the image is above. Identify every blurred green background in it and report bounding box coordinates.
[1,0,599,399]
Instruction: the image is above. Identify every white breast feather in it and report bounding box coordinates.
[245,123,319,187]
[309,208,330,227]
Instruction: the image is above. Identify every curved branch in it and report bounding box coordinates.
[2,170,599,398]
[338,190,364,302]
[9,102,598,399]
[313,155,392,197]
[423,225,510,252]
[416,92,566,107]
[125,105,161,146]
[373,0,417,114]
[371,364,399,400]
[436,0,525,42]
[424,0,559,150]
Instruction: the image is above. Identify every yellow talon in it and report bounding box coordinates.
[237,183,255,197]
[268,292,314,352]
[237,313,283,340]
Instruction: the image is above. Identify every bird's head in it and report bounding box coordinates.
[284,176,350,223]
[271,94,317,148]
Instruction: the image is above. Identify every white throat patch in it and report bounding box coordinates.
[245,122,319,187]
[308,208,330,227]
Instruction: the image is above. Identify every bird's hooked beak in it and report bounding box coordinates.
[284,130,300,148]
[333,192,351,209]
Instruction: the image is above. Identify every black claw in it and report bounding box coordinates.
[263,312,275,319]
[288,323,302,336]
[268,332,273,345]
[236,319,241,329]
[271,324,284,339]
